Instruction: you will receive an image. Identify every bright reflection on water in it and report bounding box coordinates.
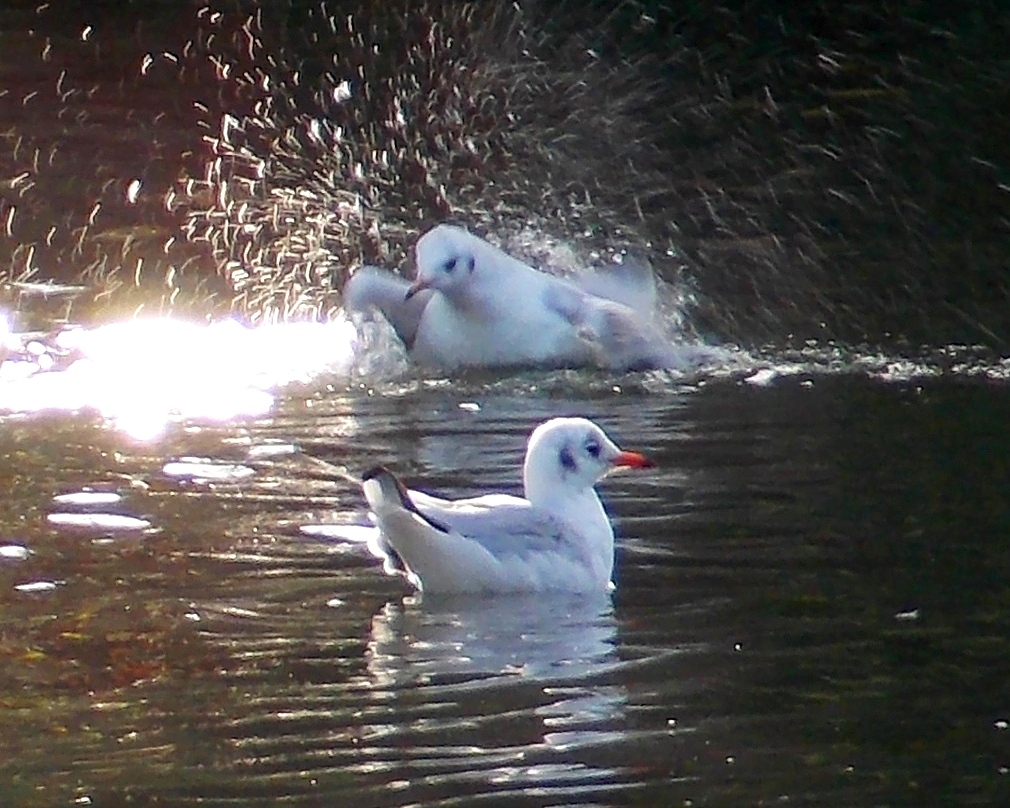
[0,316,358,439]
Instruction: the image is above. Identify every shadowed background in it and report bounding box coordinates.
[1,0,1007,345]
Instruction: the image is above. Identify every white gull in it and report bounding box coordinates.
[357,416,653,594]
[343,224,690,371]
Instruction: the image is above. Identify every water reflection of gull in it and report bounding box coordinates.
[356,595,632,801]
[366,593,620,685]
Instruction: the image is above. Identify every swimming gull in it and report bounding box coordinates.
[359,416,654,594]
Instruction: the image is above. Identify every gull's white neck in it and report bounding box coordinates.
[551,487,611,535]
[523,467,615,586]
[444,274,496,316]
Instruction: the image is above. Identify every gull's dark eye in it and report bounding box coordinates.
[441,256,458,273]
[585,440,601,459]
[465,255,475,272]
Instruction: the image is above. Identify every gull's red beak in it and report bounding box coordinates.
[404,278,431,301]
[612,450,655,469]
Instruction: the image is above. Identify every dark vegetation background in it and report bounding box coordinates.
[0,0,1007,347]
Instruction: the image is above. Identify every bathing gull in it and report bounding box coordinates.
[343,224,685,370]
[360,416,653,594]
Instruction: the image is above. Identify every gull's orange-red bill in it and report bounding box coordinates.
[612,451,655,469]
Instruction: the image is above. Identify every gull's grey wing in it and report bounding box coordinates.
[575,297,677,371]
[540,278,666,370]
[343,265,433,349]
[540,277,589,326]
[412,497,584,563]
[574,255,658,316]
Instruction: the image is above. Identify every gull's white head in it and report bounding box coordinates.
[406,224,496,303]
[522,417,653,506]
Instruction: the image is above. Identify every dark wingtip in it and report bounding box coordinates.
[362,465,411,508]
[361,465,452,535]
[362,465,390,482]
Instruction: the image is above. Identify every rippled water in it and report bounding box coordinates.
[2,365,1009,806]
[2,2,1009,805]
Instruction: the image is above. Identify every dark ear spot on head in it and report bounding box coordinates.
[559,446,577,473]
[466,255,475,273]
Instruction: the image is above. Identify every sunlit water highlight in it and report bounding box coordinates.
[0,316,358,439]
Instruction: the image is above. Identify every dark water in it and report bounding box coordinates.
[3,375,1010,806]
[2,2,1010,807]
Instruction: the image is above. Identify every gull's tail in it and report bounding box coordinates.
[361,466,460,590]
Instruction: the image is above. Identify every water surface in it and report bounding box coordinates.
[2,369,1009,806]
